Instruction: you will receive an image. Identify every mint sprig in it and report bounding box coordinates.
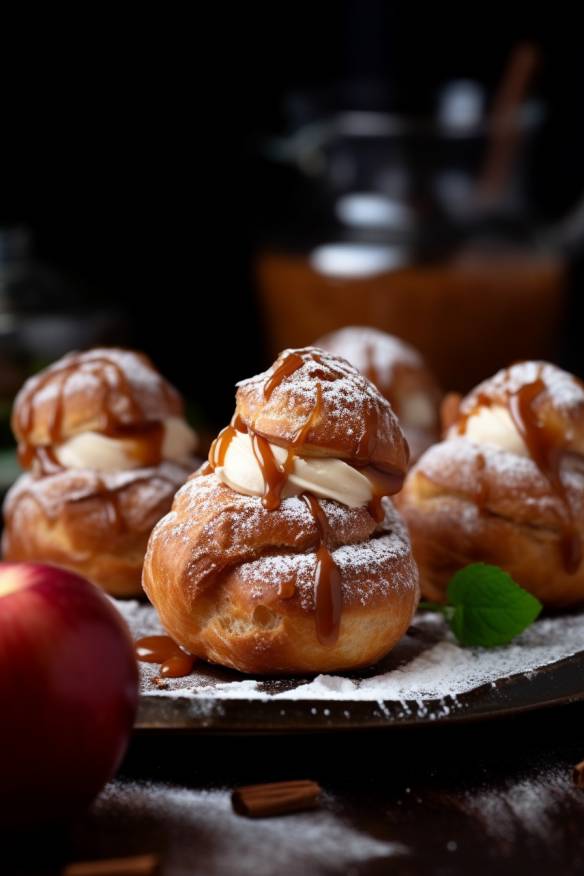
[419,563,542,647]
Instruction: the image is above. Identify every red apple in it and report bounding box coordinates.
[0,562,138,826]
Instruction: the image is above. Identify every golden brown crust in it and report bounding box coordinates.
[398,438,584,606]
[12,348,183,446]
[315,327,441,462]
[453,361,584,455]
[235,347,409,474]
[142,471,419,673]
[2,462,192,597]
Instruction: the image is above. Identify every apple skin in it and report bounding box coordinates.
[0,562,138,827]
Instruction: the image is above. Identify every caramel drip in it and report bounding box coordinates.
[474,452,488,508]
[208,413,248,470]
[349,463,404,523]
[507,378,581,574]
[251,433,294,510]
[291,384,322,447]
[231,413,248,433]
[457,374,581,574]
[302,493,342,646]
[209,425,238,469]
[508,379,563,495]
[456,391,493,435]
[135,635,195,678]
[278,579,296,598]
[263,352,304,400]
[18,444,63,476]
[208,387,323,509]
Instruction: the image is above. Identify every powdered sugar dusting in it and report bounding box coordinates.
[462,361,584,414]
[236,346,402,455]
[91,780,408,873]
[416,437,584,519]
[115,598,584,711]
[238,516,413,611]
[461,765,582,848]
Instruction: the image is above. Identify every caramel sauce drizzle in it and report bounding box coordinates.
[474,452,488,509]
[135,635,195,678]
[302,493,342,646]
[457,372,582,574]
[263,351,304,400]
[356,464,404,523]
[508,378,582,574]
[251,433,294,511]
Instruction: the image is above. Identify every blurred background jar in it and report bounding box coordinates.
[255,45,584,393]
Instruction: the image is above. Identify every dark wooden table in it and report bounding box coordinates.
[9,699,584,875]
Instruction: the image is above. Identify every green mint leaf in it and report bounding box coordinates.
[446,563,542,647]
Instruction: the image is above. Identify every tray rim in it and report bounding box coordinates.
[134,648,584,734]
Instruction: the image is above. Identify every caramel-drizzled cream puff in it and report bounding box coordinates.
[315,326,441,463]
[399,361,584,606]
[2,348,198,597]
[143,347,419,674]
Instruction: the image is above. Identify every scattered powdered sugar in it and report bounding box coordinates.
[463,361,584,413]
[415,437,584,516]
[460,764,584,851]
[277,613,584,703]
[114,599,584,710]
[237,525,414,610]
[90,779,408,875]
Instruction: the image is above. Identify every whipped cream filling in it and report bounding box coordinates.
[54,417,196,472]
[215,430,373,508]
[447,404,527,456]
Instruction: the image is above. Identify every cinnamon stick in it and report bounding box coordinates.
[573,759,584,788]
[231,779,322,817]
[62,853,159,876]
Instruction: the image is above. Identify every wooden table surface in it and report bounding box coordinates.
[8,700,584,876]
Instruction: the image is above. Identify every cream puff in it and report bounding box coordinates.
[399,361,584,606]
[143,347,419,674]
[315,326,441,462]
[2,348,198,597]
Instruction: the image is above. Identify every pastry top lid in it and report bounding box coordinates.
[235,346,409,474]
[12,348,184,447]
[454,361,584,455]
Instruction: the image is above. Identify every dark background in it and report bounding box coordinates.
[2,4,583,428]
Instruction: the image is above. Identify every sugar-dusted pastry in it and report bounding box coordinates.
[2,349,198,597]
[399,361,584,606]
[143,347,419,674]
[315,326,441,462]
